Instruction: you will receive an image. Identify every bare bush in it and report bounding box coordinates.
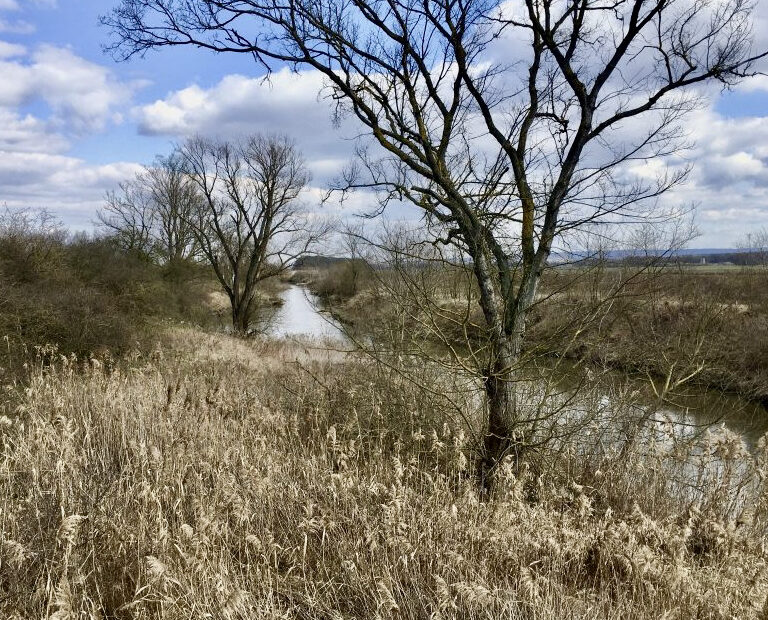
[0,207,66,283]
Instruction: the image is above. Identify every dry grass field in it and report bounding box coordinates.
[2,326,768,618]
[305,263,768,403]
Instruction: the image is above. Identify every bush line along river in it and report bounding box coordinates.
[267,284,768,449]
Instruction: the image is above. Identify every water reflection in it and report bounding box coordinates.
[528,359,768,449]
[263,285,768,447]
[261,285,347,341]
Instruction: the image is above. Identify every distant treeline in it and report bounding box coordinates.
[295,249,768,273]
[607,249,765,267]
[293,255,352,270]
[680,250,768,266]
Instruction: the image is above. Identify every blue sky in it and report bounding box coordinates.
[1,0,768,246]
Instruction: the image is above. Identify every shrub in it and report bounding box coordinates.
[310,259,373,300]
[0,210,215,382]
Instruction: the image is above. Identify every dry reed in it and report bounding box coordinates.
[1,326,766,618]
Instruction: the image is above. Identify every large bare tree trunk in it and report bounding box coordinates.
[483,333,519,471]
[472,245,525,480]
[231,297,251,335]
[476,242,540,483]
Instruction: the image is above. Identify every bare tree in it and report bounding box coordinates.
[145,152,202,263]
[99,152,201,263]
[103,0,766,474]
[738,228,768,265]
[99,178,155,258]
[180,134,322,334]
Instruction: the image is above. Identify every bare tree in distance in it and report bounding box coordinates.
[100,178,155,258]
[99,152,201,263]
[146,152,203,263]
[103,0,766,476]
[180,134,324,334]
[737,228,768,265]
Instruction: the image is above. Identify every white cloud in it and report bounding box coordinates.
[139,69,329,133]
[0,151,143,227]
[136,69,406,224]
[649,104,768,246]
[0,109,68,153]
[137,68,356,180]
[735,75,768,93]
[0,44,136,132]
[0,39,24,57]
[0,43,143,227]
[0,0,57,31]
[704,152,766,184]
[0,17,760,242]
[0,0,57,11]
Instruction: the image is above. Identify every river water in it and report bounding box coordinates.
[267,285,768,447]
[264,285,347,341]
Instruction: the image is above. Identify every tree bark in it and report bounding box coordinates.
[231,299,251,335]
[477,253,540,485]
[483,332,519,473]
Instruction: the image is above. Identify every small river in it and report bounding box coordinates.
[263,285,347,341]
[267,285,768,447]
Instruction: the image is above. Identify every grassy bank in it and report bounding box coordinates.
[299,264,768,403]
[532,266,768,403]
[0,213,289,390]
[1,326,767,618]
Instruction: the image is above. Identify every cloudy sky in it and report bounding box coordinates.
[1,0,767,247]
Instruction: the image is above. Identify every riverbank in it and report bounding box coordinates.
[2,324,767,618]
[297,266,768,406]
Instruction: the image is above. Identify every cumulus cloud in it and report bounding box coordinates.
[0,39,23,57]
[650,102,768,245]
[0,109,68,153]
[0,150,143,227]
[137,68,358,180]
[684,109,768,187]
[139,69,328,133]
[137,68,399,224]
[0,44,136,132]
[0,41,143,226]
[735,74,768,94]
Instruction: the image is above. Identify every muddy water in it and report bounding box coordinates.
[268,285,768,446]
